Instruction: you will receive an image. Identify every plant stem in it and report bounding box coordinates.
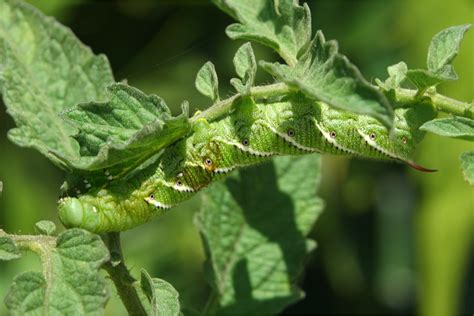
[395,88,474,119]
[102,232,147,316]
[0,230,56,252]
[191,82,293,123]
[192,82,473,124]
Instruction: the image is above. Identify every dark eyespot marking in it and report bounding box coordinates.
[149,194,155,200]
[205,158,213,166]
[287,129,295,137]
[330,131,336,138]
[370,133,376,140]
[176,180,183,186]
[242,139,249,146]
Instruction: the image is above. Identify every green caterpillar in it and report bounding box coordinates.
[58,93,436,233]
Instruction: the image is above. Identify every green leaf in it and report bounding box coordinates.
[261,31,393,128]
[420,116,474,141]
[0,236,21,261]
[405,69,445,90]
[460,151,474,186]
[0,0,114,169]
[139,269,180,316]
[377,61,407,91]
[427,24,471,80]
[404,24,471,90]
[4,229,110,315]
[230,42,256,95]
[212,0,311,66]
[35,220,56,236]
[196,155,323,314]
[60,83,190,171]
[196,61,220,102]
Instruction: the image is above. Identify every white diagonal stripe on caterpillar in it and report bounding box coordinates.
[213,166,238,174]
[144,196,174,209]
[264,123,322,153]
[357,129,400,161]
[154,178,196,193]
[217,139,276,157]
[315,121,359,155]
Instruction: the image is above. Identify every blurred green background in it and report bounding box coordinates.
[0,0,472,315]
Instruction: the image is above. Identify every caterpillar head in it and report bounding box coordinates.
[58,197,101,232]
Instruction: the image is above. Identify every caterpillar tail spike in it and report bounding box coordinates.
[406,161,437,173]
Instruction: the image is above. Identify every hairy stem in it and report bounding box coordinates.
[191,82,473,125]
[191,82,293,123]
[0,229,56,254]
[102,232,147,316]
[395,88,474,118]
[0,230,56,281]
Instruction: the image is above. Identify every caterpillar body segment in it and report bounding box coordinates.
[58,95,436,232]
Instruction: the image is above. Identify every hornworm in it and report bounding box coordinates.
[58,94,436,232]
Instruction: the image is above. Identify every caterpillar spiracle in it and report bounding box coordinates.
[58,94,436,233]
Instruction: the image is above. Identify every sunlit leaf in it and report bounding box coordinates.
[212,0,311,66]
[230,42,256,95]
[427,24,471,80]
[377,61,408,91]
[4,229,109,315]
[0,0,114,169]
[60,83,190,171]
[404,24,471,90]
[261,31,393,127]
[420,116,474,141]
[195,61,220,102]
[139,269,180,316]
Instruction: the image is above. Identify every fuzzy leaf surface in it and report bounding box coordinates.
[427,24,471,80]
[405,69,445,90]
[35,220,57,236]
[4,229,110,315]
[460,151,474,186]
[196,155,323,314]
[376,62,408,91]
[196,61,220,102]
[0,236,21,261]
[61,83,190,171]
[212,0,311,66]
[261,31,393,127]
[0,0,114,169]
[231,42,256,95]
[139,269,180,316]
[420,116,474,141]
[404,24,471,90]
